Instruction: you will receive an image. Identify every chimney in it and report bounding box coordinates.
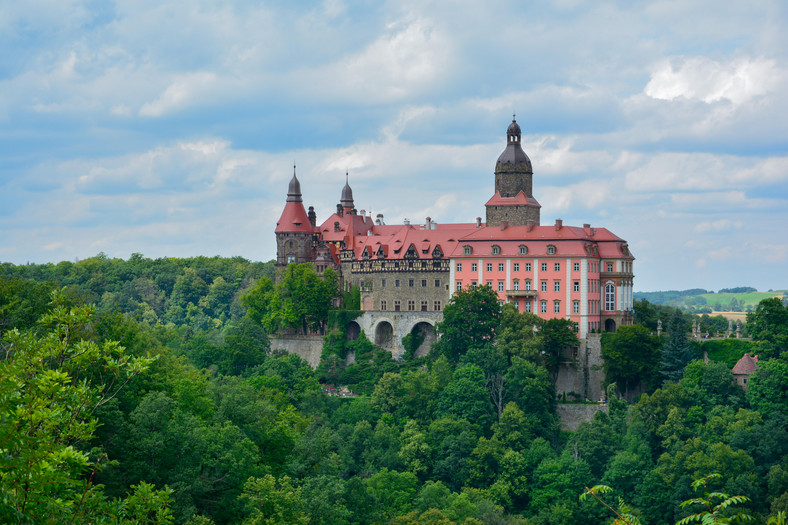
[376,213,384,225]
[308,206,317,227]
[404,218,410,226]
[526,220,535,232]
[337,204,344,217]
[334,221,340,233]
[500,220,509,230]
[555,219,563,231]
[476,217,482,227]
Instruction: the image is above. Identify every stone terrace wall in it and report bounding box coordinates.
[557,403,609,431]
[270,335,324,368]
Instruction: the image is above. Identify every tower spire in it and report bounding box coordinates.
[340,170,354,210]
[287,163,302,203]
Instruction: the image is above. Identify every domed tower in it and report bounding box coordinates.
[485,116,541,227]
[275,166,316,273]
[339,172,355,215]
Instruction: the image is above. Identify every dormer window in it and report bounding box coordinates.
[547,245,556,255]
[432,246,443,258]
[492,245,501,255]
[519,245,527,255]
[463,245,472,255]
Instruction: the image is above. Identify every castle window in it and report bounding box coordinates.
[554,281,560,292]
[540,301,547,313]
[498,281,504,292]
[554,263,560,272]
[574,262,580,272]
[434,301,441,311]
[487,263,492,272]
[422,279,427,287]
[605,283,615,311]
[395,279,400,287]
[554,301,561,313]
[456,281,462,291]
[486,281,492,288]
[607,262,614,272]
[525,280,532,291]
[463,245,472,255]
[526,263,532,272]
[513,280,519,290]
[573,301,580,313]
[519,245,527,255]
[513,263,519,272]
[287,256,295,263]
[394,300,401,311]
[289,241,293,248]
[498,263,504,272]
[381,300,387,311]
[547,245,556,255]
[408,300,415,311]
[492,245,501,255]
[541,281,547,292]
[409,279,414,287]
[421,301,428,311]
[471,263,477,272]
[525,300,531,312]
[456,263,462,272]
[573,281,580,292]
[472,282,478,289]
[541,263,547,272]
[381,279,386,288]
[435,279,440,287]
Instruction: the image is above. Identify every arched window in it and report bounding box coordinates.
[547,245,556,255]
[605,282,615,311]
[519,245,527,255]
[492,245,501,255]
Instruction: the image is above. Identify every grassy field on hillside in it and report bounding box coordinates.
[699,291,783,307]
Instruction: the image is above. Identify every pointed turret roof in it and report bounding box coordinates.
[341,171,354,209]
[276,165,315,233]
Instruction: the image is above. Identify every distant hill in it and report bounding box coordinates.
[634,288,786,314]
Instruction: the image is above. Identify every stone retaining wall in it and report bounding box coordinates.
[270,335,324,368]
[556,403,609,431]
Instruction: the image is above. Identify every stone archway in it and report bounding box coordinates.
[604,318,617,333]
[347,321,361,341]
[375,321,394,348]
[409,321,437,358]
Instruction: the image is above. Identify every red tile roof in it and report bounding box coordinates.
[732,353,759,375]
[485,191,541,208]
[275,201,315,233]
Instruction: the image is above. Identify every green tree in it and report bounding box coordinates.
[676,473,753,524]
[541,318,578,380]
[746,358,788,417]
[239,475,306,525]
[434,287,501,362]
[602,325,661,397]
[661,310,695,383]
[243,264,338,335]
[747,298,788,358]
[437,364,495,433]
[0,292,156,523]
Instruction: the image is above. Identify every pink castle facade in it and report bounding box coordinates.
[275,117,634,338]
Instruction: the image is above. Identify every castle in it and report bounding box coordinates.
[275,117,634,355]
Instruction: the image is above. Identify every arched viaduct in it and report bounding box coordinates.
[347,311,442,360]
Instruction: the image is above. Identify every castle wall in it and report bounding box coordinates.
[554,335,605,401]
[485,204,540,228]
[342,261,451,314]
[556,403,609,431]
[270,335,324,368]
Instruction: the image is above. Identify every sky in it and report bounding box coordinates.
[1,0,787,292]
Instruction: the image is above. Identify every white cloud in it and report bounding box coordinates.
[694,219,742,233]
[644,56,780,105]
[139,72,218,117]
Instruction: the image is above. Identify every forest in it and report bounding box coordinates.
[1,254,787,524]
